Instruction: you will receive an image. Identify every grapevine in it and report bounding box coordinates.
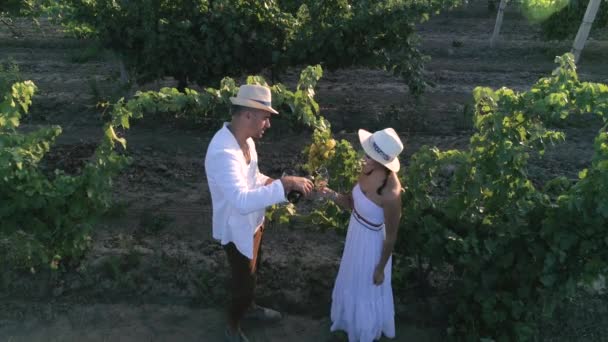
[109,65,323,132]
[397,53,608,340]
[0,78,131,272]
[52,0,464,95]
[302,119,336,174]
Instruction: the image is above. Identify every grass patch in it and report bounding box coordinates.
[68,43,103,63]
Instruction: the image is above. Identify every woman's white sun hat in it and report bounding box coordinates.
[229,84,279,114]
[358,128,404,172]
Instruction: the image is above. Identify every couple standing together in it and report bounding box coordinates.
[204,85,404,342]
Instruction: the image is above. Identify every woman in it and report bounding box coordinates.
[320,127,404,341]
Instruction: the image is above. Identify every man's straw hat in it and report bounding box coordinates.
[230,84,278,114]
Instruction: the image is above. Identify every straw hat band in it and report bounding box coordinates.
[249,98,271,107]
[370,136,393,162]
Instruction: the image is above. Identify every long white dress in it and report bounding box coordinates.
[330,184,395,341]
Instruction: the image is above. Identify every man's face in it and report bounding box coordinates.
[248,109,272,138]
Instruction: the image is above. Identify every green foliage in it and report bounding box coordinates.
[323,137,362,193]
[109,65,324,130]
[59,0,296,88]
[265,203,297,229]
[539,0,608,40]
[69,43,104,63]
[300,120,362,232]
[0,0,42,17]
[57,0,463,95]
[266,112,361,232]
[260,64,324,129]
[302,119,361,191]
[283,0,439,95]
[305,200,350,233]
[0,75,134,271]
[521,0,569,23]
[0,59,21,95]
[397,53,608,340]
[0,0,59,37]
[0,0,69,17]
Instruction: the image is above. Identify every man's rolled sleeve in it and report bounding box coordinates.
[209,150,286,214]
[256,171,272,186]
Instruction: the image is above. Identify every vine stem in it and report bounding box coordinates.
[0,17,22,38]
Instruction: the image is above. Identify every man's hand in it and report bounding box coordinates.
[280,176,314,197]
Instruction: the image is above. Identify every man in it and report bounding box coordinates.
[204,84,314,342]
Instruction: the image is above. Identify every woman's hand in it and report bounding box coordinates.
[373,266,384,285]
[318,188,353,210]
[317,187,338,201]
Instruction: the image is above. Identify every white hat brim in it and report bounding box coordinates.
[230,97,279,114]
[358,129,400,172]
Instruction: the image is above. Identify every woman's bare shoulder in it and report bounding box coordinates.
[383,174,402,201]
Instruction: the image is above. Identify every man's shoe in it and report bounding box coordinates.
[225,328,250,342]
[244,304,282,322]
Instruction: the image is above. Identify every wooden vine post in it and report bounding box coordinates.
[490,0,509,47]
[571,0,603,62]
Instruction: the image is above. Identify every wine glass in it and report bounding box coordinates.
[314,167,329,201]
[315,167,329,189]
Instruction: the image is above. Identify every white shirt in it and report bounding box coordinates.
[204,123,286,259]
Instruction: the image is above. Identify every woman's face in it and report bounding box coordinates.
[362,153,379,174]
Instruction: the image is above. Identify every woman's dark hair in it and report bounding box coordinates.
[364,165,392,195]
[377,167,391,195]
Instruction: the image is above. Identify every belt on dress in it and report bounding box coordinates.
[352,207,384,231]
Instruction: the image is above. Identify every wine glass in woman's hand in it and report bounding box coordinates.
[315,167,329,188]
[314,167,330,201]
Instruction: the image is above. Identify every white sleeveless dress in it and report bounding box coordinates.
[330,184,395,341]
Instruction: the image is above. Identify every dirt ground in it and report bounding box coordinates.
[2,2,608,341]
